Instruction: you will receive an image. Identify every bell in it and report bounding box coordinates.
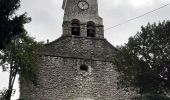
[90,30,93,33]
[73,28,78,31]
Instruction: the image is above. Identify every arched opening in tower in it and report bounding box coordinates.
[71,19,80,36]
[87,21,95,37]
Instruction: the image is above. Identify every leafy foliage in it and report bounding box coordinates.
[0,89,7,100]
[0,33,43,100]
[0,0,31,49]
[0,0,39,99]
[114,21,170,94]
[0,88,16,100]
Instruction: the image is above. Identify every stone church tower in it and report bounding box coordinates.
[20,0,136,99]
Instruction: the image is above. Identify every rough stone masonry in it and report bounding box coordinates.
[20,0,136,99]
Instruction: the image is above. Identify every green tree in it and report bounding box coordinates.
[114,21,170,95]
[0,0,37,99]
[0,0,30,49]
[0,33,43,100]
[0,89,8,100]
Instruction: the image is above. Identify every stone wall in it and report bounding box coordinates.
[39,36,116,61]
[20,56,136,100]
[20,36,137,100]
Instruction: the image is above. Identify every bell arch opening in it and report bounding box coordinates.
[87,21,95,37]
[71,19,80,36]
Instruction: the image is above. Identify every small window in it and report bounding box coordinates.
[80,64,88,72]
[87,21,95,37]
[72,19,80,36]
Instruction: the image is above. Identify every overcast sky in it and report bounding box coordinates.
[1,0,170,99]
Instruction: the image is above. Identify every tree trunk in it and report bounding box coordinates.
[4,60,17,100]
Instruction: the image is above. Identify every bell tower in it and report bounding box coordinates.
[62,0,104,38]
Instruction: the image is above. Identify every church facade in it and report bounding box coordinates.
[20,0,136,99]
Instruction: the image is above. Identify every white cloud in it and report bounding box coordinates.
[129,0,154,7]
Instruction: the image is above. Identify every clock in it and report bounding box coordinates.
[78,1,89,10]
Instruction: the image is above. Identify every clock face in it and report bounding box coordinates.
[78,1,89,10]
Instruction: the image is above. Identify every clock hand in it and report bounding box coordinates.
[82,3,85,6]
[83,2,86,6]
